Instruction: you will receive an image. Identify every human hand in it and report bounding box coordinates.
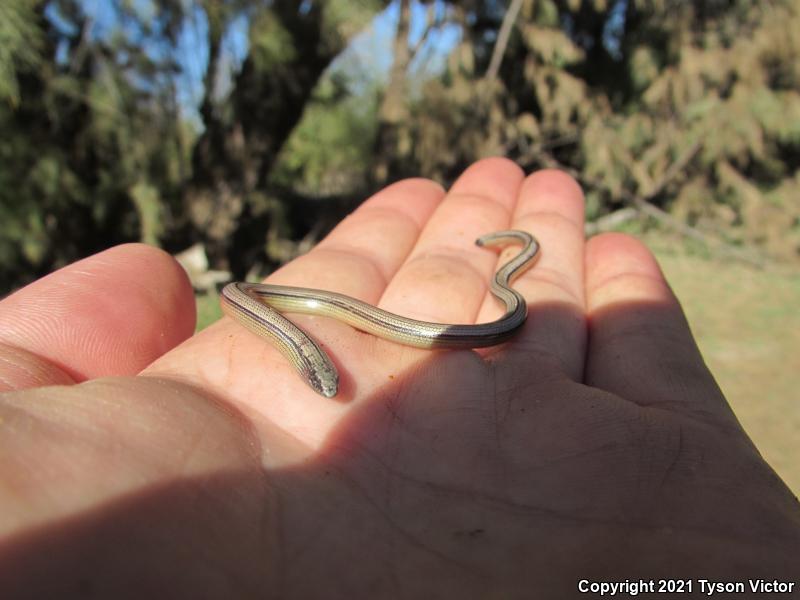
[1,159,797,598]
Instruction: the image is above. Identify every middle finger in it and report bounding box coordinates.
[379,158,525,325]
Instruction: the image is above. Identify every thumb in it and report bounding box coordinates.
[0,244,195,390]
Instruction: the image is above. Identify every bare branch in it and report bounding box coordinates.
[584,208,639,236]
[537,151,766,268]
[485,0,524,81]
[408,5,452,64]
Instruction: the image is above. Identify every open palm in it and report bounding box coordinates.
[1,159,797,598]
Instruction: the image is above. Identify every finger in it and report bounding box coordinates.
[274,177,445,299]
[584,234,734,420]
[144,178,447,423]
[248,178,445,394]
[0,244,195,389]
[380,157,525,323]
[0,344,75,391]
[484,170,587,381]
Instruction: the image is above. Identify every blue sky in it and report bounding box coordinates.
[184,1,462,117]
[44,0,631,128]
[45,0,461,126]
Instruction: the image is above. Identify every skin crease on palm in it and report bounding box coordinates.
[0,159,798,599]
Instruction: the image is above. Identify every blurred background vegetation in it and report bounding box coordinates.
[1,0,799,292]
[1,1,799,488]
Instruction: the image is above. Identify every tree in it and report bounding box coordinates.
[2,0,797,294]
[0,0,389,292]
[185,0,389,276]
[405,0,800,259]
[0,0,194,291]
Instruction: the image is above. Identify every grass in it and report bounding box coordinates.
[196,232,800,495]
[196,288,223,331]
[645,232,800,496]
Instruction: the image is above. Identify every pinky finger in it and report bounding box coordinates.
[584,234,737,423]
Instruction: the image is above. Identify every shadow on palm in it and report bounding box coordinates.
[3,300,796,599]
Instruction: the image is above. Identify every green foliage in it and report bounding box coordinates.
[271,77,379,195]
[0,0,42,106]
[2,0,799,293]
[0,0,192,291]
[250,11,297,70]
[130,181,164,246]
[324,0,387,44]
[406,0,800,260]
[622,1,800,257]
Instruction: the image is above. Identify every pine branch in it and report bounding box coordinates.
[640,140,702,200]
